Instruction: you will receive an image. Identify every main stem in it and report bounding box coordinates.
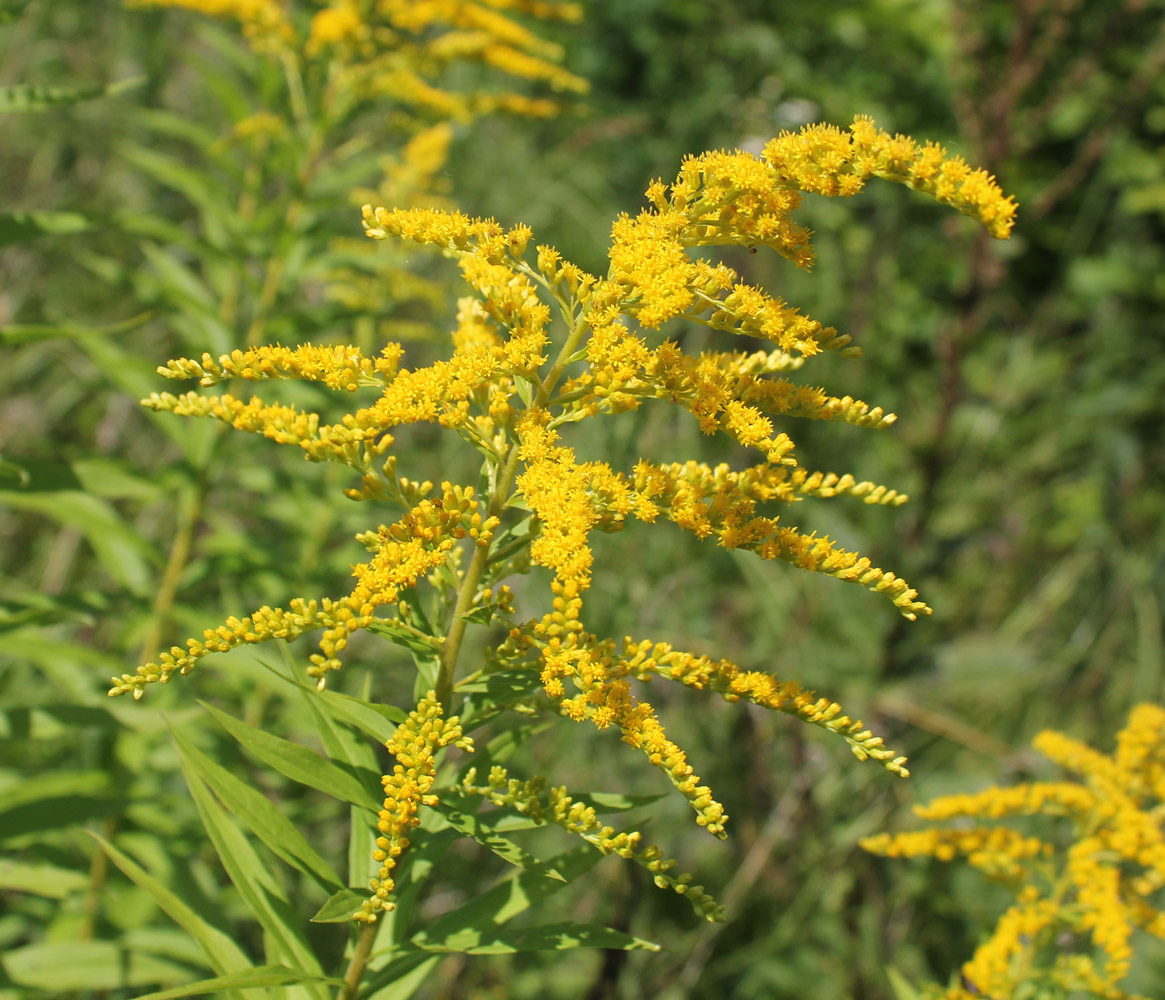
[433,302,591,710]
[337,922,379,1000]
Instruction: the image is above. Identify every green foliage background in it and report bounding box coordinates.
[2,1,1163,997]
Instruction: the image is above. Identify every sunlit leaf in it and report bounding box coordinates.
[0,860,89,898]
[2,941,191,991]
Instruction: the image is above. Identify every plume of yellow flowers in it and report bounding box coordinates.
[112,116,1015,919]
[862,704,1165,999]
[128,0,586,115]
[356,690,474,923]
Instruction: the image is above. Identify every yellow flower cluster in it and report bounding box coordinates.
[118,118,1016,917]
[862,704,1165,1000]
[130,0,586,115]
[764,115,1018,240]
[356,690,474,922]
[462,764,723,921]
[110,484,497,697]
[127,0,294,50]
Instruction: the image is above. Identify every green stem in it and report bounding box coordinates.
[433,306,592,710]
[337,921,379,1000]
[245,68,343,347]
[435,445,521,710]
[138,475,207,663]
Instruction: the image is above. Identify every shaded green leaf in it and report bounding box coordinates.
[0,76,142,113]
[361,953,439,1000]
[0,770,123,839]
[199,700,380,811]
[90,834,252,979]
[430,801,564,880]
[364,617,442,655]
[176,761,329,997]
[169,721,344,891]
[0,489,158,594]
[426,920,660,955]
[316,689,405,743]
[577,790,669,813]
[129,965,343,1000]
[408,845,602,952]
[458,602,507,626]
[0,210,94,245]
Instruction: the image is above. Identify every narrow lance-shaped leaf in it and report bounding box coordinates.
[174,750,329,998]
[88,833,252,983]
[126,965,344,1000]
[168,722,344,892]
[198,700,381,811]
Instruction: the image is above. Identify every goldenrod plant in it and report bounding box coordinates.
[103,116,1016,993]
[864,704,1165,1000]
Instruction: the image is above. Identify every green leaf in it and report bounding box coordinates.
[175,758,328,995]
[310,888,368,923]
[576,790,669,813]
[199,700,381,811]
[0,210,95,245]
[0,770,123,839]
[1,941,191,991]
[0,489,157,595]
[514,374,538,408]
[427,920,660,955]
[364,617,442,655]
[0,454,29,486]
[168,721,344,891]
[90,833,253,979]
[361,954,439,1000]
[456,668,544,720]
[407,845,602,952]
[458,602,509,626]
[0,313,162,402]
[885,966,924,1000]
[0,76,143,114]
[119,142,234,228]
[128,965,344,1000]
[0,592,98,632]
[0,860,89,897]
[430,800,564,880]
[317,689,405,743]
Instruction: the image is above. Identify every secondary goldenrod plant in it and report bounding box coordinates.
[106,116,1016,992]
[864,704,1165,1000]
[105,0,585,690]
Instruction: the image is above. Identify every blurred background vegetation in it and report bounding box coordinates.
[2,0,1163,997]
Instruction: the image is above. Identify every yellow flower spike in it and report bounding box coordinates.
[463,764,724,922]
[763,115,1018,239]
[866,704,1165,999]
[357,690,472,923]
[127,0,295,51]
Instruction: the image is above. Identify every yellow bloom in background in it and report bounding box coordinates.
[863,704,1165,999]
[127,0,295,50]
